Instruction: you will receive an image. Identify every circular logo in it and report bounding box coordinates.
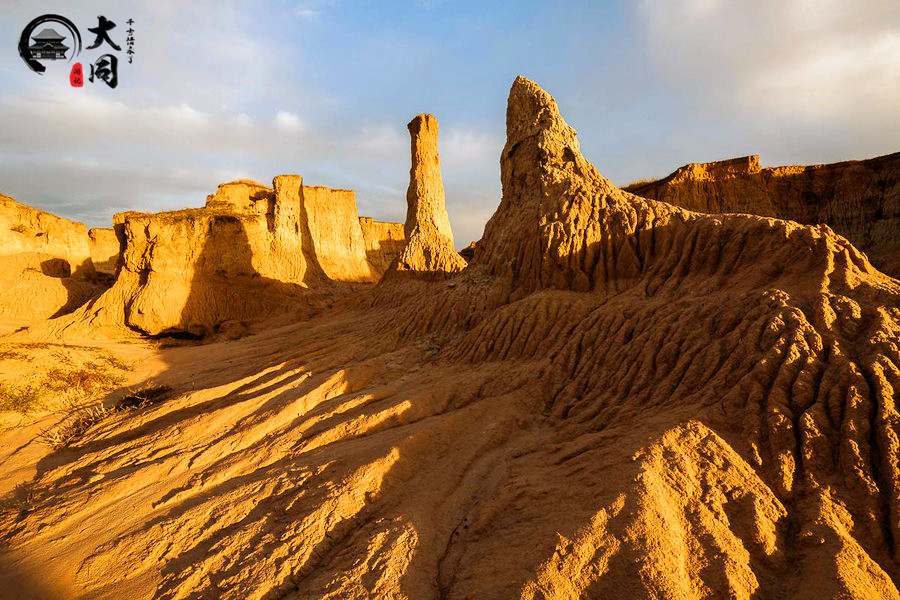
[18,14,82,74]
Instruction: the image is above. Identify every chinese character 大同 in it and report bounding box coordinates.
[86,16,121,51]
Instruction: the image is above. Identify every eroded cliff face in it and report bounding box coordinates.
[358,217,406,273]
[0,194,108,321]
[88,228,121,276]
[39,178,404,338]
[4,77,899,600]
[625,153,900,277]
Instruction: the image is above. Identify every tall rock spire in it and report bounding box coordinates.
[405,114,456,244]
[387,114,467,278]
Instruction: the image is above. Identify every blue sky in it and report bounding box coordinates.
[0,0,897,246]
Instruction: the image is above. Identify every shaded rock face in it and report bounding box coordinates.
[291,183,377,283]
[43,178,403,337]
[0,194,107,320]
[625,153,900,277]
[388,114,467,277]
[459,240,478,263]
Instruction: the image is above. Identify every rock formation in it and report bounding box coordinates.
[0,194,95,277]
[387,114,468,277]
[625,153,900,277]
[286,182,378,283]
[35,178,404,338]
[0,194,108,321]
[358,216,406,273]
[88,228,121,276]
[2,78,899,599]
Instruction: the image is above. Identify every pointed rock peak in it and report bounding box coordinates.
[504,76,580,155]
[475,77,627,295]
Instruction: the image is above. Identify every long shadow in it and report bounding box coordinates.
[35,257,109,319]
[164,215,313,338]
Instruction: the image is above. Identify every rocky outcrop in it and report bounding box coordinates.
[625,153,900,277]
[40,177,399,338]
[358,217,405,274]
[404,114,456,244]
[0,194,107,321]
[205,179,274,214]
[459,240,478,262]
[88,228,121,276]
[388,114,467,277]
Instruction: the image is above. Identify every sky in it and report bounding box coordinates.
[0,0,897,248]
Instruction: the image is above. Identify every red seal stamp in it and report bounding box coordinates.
[70,62,83,87]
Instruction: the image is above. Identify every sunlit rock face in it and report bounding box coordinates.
[1,78,899,600]
[0,194,107,321]
[38,177,405,338]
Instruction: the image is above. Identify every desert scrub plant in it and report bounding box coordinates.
[118,384,172,409]
[44,361,127,404]
[41,384,172,449]
[0,383,41,413]
[40,404,113,449]
[0,483,34,533]
[0,346,29,362]
[0,346,131,414]
[99,353,132,372]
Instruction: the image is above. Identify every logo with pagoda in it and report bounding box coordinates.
[17,14,82,74]
[18,13,133,88]
[28,28,70,60]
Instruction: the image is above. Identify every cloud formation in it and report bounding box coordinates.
[639,0,899,131]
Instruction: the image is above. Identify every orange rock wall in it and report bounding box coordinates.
[626,153,900,277]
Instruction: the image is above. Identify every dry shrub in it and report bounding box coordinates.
[41,385,172,449]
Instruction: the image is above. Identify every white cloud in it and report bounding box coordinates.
[356,125,406,156]
[638,0,900,124]
[748,31,900,120]
[295,8,321,19]
[148,103,210,127]
[232,113,252,128]
[275,110,304,133]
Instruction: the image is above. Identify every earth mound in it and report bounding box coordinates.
[0,194,110,324]
[625,153,900,278]
[1,77,899,599]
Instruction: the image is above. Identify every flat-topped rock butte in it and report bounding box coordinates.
[0,76,897,600]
